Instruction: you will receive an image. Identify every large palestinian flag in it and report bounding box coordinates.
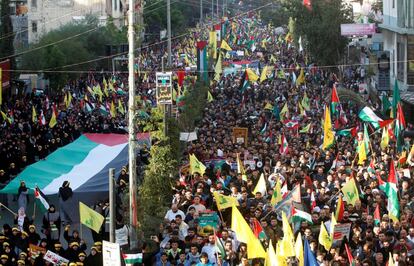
[1,134,128,195]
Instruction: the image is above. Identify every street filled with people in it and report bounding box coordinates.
[0,8,413,266]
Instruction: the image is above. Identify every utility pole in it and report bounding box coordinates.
[109,168,115,243]
[167,0,172,66]
[200,0,203,26]
[128,0,138,249]
[211,0,214,19]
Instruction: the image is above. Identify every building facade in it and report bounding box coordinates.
[26,0,126,43]
[380,0,414,91]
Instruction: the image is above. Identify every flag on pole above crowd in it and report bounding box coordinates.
[34,186,50,213]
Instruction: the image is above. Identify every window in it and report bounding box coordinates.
[32,21,37,33]
[397,42,405,81]
[32,0,37,8]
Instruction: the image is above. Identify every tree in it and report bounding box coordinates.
[20,16,127,89]
[284,0,352,67]
[0,0,16,74]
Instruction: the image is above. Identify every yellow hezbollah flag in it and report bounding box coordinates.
[264,102,273,110]
[49,110,57,128]
[270,179,282,206]
[279,103,288,120]
[110,101,116,118]
[318,223,332,251]
[79,202,104,233]
[280,212,295,257]
[252,173,267,195]
[295,233,304,266]
[32,106,37,123]
[118,99,125,115]
[265,239,278,266]
[214,53,222,81]
[341,178,359,206]
[213,191,239,210]
[358,141,367,165]
[220,40,232,51]
[189,154,206,175]
[296,68,305,86]
[246,68,259,82]
[209,31,217,59]
[236,153,247,181]
[260,66,269,83]
[380,127,389,150]
[275,241,288,266]
[231,206,266,259]
[207,91,214,103]
[322,106,335,150]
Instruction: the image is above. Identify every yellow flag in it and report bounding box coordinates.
[260,66,269,83]
[298,102,305,116]
[231,206,266,259]
[87,86,95,98]
[299,123,311,133]
[280,212,295,257]
[318,223,332,251]
[207,91,214,103]
[214,53,222,81]
[103,78,108,96]
[322,106,335,150]
[94,85,103,102]
[358,141,367,165]
[220,40,232,51]
[296,68,305,85]
[275,241,288,266]
[49,111,57,128]
[341,178,359,206]
[209,31,217,59]
[63,93,67,108]
[0,68,2,105]
[301,92,310,110]
[279,103,288,120]
[32,106,37,123]
[270,179,282,206]
[117,99,125,115]
[79,202,104,233]
[213,191,239,210]
[388,252,395,266]
[1,111,10,124]
[66,92,72,109]
[110,101,116,118]
[265,240,278,266]
[295,233,304,266]
[330,212,337,238]
[264,102,273,110]
[380,127,389,150]
[189,154,206,175]
[246,68,259,82]
[252,173,267,195]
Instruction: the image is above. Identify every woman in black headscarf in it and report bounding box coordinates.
[42,205,61,243]
[17,181,29,212]
[58,181,73,226]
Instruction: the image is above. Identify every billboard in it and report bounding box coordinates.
[340,23,376,36]
[156,72,172,105]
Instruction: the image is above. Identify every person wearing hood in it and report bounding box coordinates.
[85,246,102,266]
[63,226,86,251]
[58,181,73,226]
[42,205,61,243]
[27,225,40,245]
[17,181,29,212]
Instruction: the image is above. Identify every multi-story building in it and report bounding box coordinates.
[380,0,414,91]
[9,0,29,49]
[26,0,127,43]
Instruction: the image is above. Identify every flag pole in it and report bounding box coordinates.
[33,201,36,220]
[0,203,17,216]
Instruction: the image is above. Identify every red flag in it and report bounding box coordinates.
[345,243,354,264]
[331,85,340,104]
[177,70,185,87]
[379,119,394,128]
[303,0,312,10]
[335,195,344,222]
[252,219,266,240]
[388,160,397,185]
[396,103,406,128]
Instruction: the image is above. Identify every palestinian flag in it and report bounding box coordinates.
[310,191,316,211]
[374,204,381,226]
[367,158,376,174]
[1,134,128,195]
[197,41,208,82]
[122,253,143,266]
[252,219,267,240]
[239,71,250,92]
[291,207,313,224]
[214,232,226,258]
[331,85,340,115]
[384,160,400,222]
[34,187,50,213]
[358,106,383,129]
[395,103,406,152]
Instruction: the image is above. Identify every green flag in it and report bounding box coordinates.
[382,94,391,115]
[392,79,400,118]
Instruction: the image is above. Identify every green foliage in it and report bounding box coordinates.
[178,81,209,131]
[143,0,200,39]
[259,2,290,27]
[283,0,353,67]
[0,0,16,74]
[20,16,127,89]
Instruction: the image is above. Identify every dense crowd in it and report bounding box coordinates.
[0,7,413,266]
